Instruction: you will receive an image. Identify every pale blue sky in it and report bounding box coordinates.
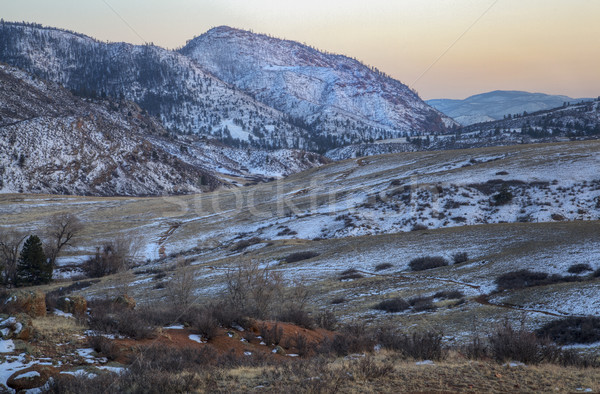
[2,0,599,99]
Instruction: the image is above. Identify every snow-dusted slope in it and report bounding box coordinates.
[0,64,328,195]
[428,90,593,125]
[0,64,223,195]
[180,26,457,144]
[0,22,316,150]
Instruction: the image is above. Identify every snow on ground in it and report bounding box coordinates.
[0,339,15,353]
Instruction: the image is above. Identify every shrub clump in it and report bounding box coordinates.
[536,316,600,345]
[338,268,364,281]
[408,296,437,312]
[284,251,320,264]
[492,187,513,205]
[373,297,410,313]
[374,263,393,271]
[495,270,581,291]
[452,252,469,264]
[409,256,448,271]
[433,289,465,300]
[567,263,593,274]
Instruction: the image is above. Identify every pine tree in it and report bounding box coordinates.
[16,235,51,286]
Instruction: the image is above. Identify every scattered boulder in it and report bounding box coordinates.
[273,345,286,356]
[8,291,46,317]
[57,295,87,316]
[0,314,33,340]
[7,365,57,391]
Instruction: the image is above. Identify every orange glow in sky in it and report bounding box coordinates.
[3,0,599,99]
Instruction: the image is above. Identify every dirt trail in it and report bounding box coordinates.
[157,222,180,258]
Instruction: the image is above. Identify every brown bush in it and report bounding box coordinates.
[373,297,410,313]
[277,308,314,329]
[10,290,46,317]
[57,295,87,316]
[260,323,283,346]
[87,335,120,361]
[409,256,448,271]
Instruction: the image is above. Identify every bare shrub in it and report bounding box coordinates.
[462,335,489,360]
[494,270,575,290]
[452,252,469,264]
[325,321,375,356]
[231,237,262,252]
[374,262,393,271]
[536,316,600,345]
[283,251,320,264]
[408,296,437,312]
[400,331,447,361]
[433,289,465,300]
[277,308,314,329]
[489,320,556,364]
[167,259,196,309]
[315,310,338,331]
[87,299,154,339]
[87,335,120,360]
[338,268,364,281]
[83,237,137,278]
[351,355,394,380]
[409,256,448,271]
[224,260,283,320]
[567,263,593,274]
[260,323,283,346]
[373,297,410,313]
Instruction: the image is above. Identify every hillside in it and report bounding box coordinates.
[428,90,593,125]
[0,63,327,195]
[2,140,600,391]
[0,22,456,153]
[0,22,309,150]
[181,26,457,147]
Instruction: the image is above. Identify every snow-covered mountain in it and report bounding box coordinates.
[0,22,315,150]
[0,22,456,153]
[428,90,593,125]
[180,26,458,142]
[0,63,328,195]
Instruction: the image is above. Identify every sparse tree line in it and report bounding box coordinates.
[0,212,142,287]
[0,213,81,287]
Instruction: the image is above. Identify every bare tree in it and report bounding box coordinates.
[0,230,28,286]
[44,213,83,267]
[225,259,283,319]
[83,235,138,278]
[167,258,196,309]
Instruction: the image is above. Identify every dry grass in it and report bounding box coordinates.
[31,315,86,343]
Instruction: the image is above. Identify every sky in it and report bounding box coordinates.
[3,0,599,100]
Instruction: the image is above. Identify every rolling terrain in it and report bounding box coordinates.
[2,140,600,340]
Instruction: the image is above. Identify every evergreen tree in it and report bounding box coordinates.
[16,235,51,286]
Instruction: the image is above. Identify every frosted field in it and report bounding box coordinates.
[3,140,600,339]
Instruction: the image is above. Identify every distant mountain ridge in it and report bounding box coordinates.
[181,26,457,143]
[428,90,593,125]
[0,21,455,154]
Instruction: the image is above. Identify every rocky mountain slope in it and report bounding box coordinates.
[0,22,457,152]
[181,26,457,147]
[0,64,327,195]
[0,22,310,150]
[428,90,593,125]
